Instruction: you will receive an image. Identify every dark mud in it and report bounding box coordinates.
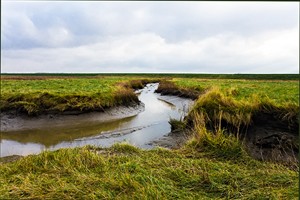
[0,155,23,164]
[149,130,191,149]
[244,112,299,164]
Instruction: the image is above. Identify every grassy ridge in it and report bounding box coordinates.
[173,77,299,130]
[0,144,298,199]
[0,77,155,115]
[157,78,299,164]
[157,78,299,128]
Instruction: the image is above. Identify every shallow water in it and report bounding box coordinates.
[0,83,193,157]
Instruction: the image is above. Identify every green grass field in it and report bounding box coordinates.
[1,74,298,115]
[0,74,299,199]
[0,77,156,115]
[0,144,298,199]
[172,78,299,106]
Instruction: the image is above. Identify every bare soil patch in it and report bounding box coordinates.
[244,112,299,164]
[149,130,191,149]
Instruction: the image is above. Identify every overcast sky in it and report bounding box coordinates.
[1,1,299,73]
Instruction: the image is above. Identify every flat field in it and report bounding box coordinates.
[173,78,298,106]
[0,76,156,114]
[1,74,298,114]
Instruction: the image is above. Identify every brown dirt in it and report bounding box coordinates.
[149,130,191,149]
[243,112,299,165]
[0,155,23,164]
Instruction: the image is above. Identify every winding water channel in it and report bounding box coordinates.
[0,83,193,157]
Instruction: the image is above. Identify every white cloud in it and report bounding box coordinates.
[1,1,299,73]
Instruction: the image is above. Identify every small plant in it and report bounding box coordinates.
[168,118,186,131]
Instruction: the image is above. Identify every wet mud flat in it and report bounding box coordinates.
[148,130,190,149]
[1,104,144,132]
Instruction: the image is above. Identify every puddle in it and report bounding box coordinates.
[0,83,193,157]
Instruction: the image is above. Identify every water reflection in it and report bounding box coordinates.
[1,83,193,157]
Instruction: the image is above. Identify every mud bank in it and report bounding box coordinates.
[155,80,201,99]
[244,112,299,164]
[0,103,144,132]
[148,130,191,149]
[155,81,299,164]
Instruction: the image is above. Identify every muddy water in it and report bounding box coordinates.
[0,83,193,157]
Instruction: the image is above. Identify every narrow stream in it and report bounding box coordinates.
[0,83,193,157]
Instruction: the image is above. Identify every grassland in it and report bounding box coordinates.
[172,78,299,106]
[172,77,298,128]
[0,76,155,115]
[0,74,299,199]
[0,144,298,199]
[156,78,299,127]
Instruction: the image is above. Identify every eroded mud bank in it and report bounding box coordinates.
[0,104,144,132]
[245,112,299,163]
[155,82,299,164]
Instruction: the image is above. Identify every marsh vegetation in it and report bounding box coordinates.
[0,74,299,199]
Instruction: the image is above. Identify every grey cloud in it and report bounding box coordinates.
[3,2,298,49]
[1,1,299,73]
[2,29,298,73]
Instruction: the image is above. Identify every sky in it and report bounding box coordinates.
[1,1,299,73]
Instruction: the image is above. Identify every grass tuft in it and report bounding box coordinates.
[185,112,247,161]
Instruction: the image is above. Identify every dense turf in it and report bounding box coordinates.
[0,144,298,199]
[0,77,154,114]
[172,78,299,106]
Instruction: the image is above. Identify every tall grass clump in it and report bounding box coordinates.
[187,87,299,134]
[185,111,247,160]
[190,88,252,133]
[182,85,299,164]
